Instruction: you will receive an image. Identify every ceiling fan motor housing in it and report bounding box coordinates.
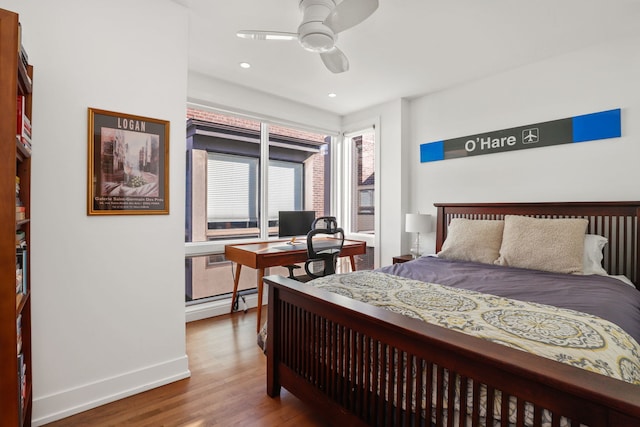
[298,0,337,53]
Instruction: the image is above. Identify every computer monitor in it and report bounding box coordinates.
[278,210,316,244]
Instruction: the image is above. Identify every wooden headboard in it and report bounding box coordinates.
[435,201,640,287]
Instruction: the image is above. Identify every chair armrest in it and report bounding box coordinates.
[284,264,301,279]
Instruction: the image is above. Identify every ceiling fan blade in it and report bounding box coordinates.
[323,0,379,34]
[320,47,349,73]
[236,30,298,41]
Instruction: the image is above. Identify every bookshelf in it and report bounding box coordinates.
[0,8,33,426]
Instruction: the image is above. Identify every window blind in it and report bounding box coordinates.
[207,153,257,222]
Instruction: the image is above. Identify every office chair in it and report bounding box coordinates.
[285,216,345,282]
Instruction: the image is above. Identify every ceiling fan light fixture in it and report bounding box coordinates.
[298,21,335,52]
[237,30,297,41]
[264,34,297,41]
[300,32,334,52]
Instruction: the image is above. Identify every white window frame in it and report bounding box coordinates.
[338,119,380,268]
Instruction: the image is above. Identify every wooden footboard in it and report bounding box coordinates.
[264,275,640,427]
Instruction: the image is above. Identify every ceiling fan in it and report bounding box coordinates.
[237,0,379,73]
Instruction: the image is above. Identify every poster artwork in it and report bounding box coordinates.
[88,108,169,215]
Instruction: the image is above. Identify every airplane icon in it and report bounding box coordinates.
[522,128,539,144]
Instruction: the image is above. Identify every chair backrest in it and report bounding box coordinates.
[311,216,338,232]
[304,218,345,279]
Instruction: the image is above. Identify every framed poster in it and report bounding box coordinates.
[87,108,169,215]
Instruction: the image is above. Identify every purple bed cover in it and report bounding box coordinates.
[378,256,640,344]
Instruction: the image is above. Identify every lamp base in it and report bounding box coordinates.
[409,233,422,259]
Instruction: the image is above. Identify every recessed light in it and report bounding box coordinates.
[239,62,251,69]
[328,93,337,98]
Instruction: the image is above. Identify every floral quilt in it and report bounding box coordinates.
[309,271,640,384]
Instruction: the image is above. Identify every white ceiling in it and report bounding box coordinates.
[182,0,640,116]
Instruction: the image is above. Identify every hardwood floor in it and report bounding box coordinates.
[44,309,330,426]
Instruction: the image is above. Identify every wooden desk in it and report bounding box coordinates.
[225,239,367,331]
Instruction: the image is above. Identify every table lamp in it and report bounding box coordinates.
[405,213,432,258]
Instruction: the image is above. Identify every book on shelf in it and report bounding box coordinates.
[20,135,32,151]
[17,314,22,353]
[22,248,27,294]
[15,175,26,218]
[16,95,32,147]
[20,45,29,69]
[15,244,27,295]
[22,120,31,138]
[16,136,32,155]
[17,352,26,420]
[16,95,26,131]
[16,250,23,294]
[15,267,22,294]
[16,205,26,221]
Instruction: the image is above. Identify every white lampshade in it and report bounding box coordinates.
[405,213,432,233]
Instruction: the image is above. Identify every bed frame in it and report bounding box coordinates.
[264,201,640,426]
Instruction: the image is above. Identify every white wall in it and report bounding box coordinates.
[408,34,640,254]
[4,1,190,424]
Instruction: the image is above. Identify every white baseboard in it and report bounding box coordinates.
[185,289,266,323]
[32,356,191,426]
[32,292,262,425]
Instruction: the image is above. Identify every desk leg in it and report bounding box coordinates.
[230,263,242,314]
[349,255,357,272]
[256,268,265,332]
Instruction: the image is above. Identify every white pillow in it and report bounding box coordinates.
[583,234,608,276]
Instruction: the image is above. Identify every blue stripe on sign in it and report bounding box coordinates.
[420,141,444,163]
[572,109,621,143]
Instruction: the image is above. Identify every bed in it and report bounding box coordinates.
[262,201,640,426]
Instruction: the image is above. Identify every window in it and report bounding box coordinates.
[185,107,332,302]
[348,130,376,234]
[358,189,374,214]
[337,126,377,271]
